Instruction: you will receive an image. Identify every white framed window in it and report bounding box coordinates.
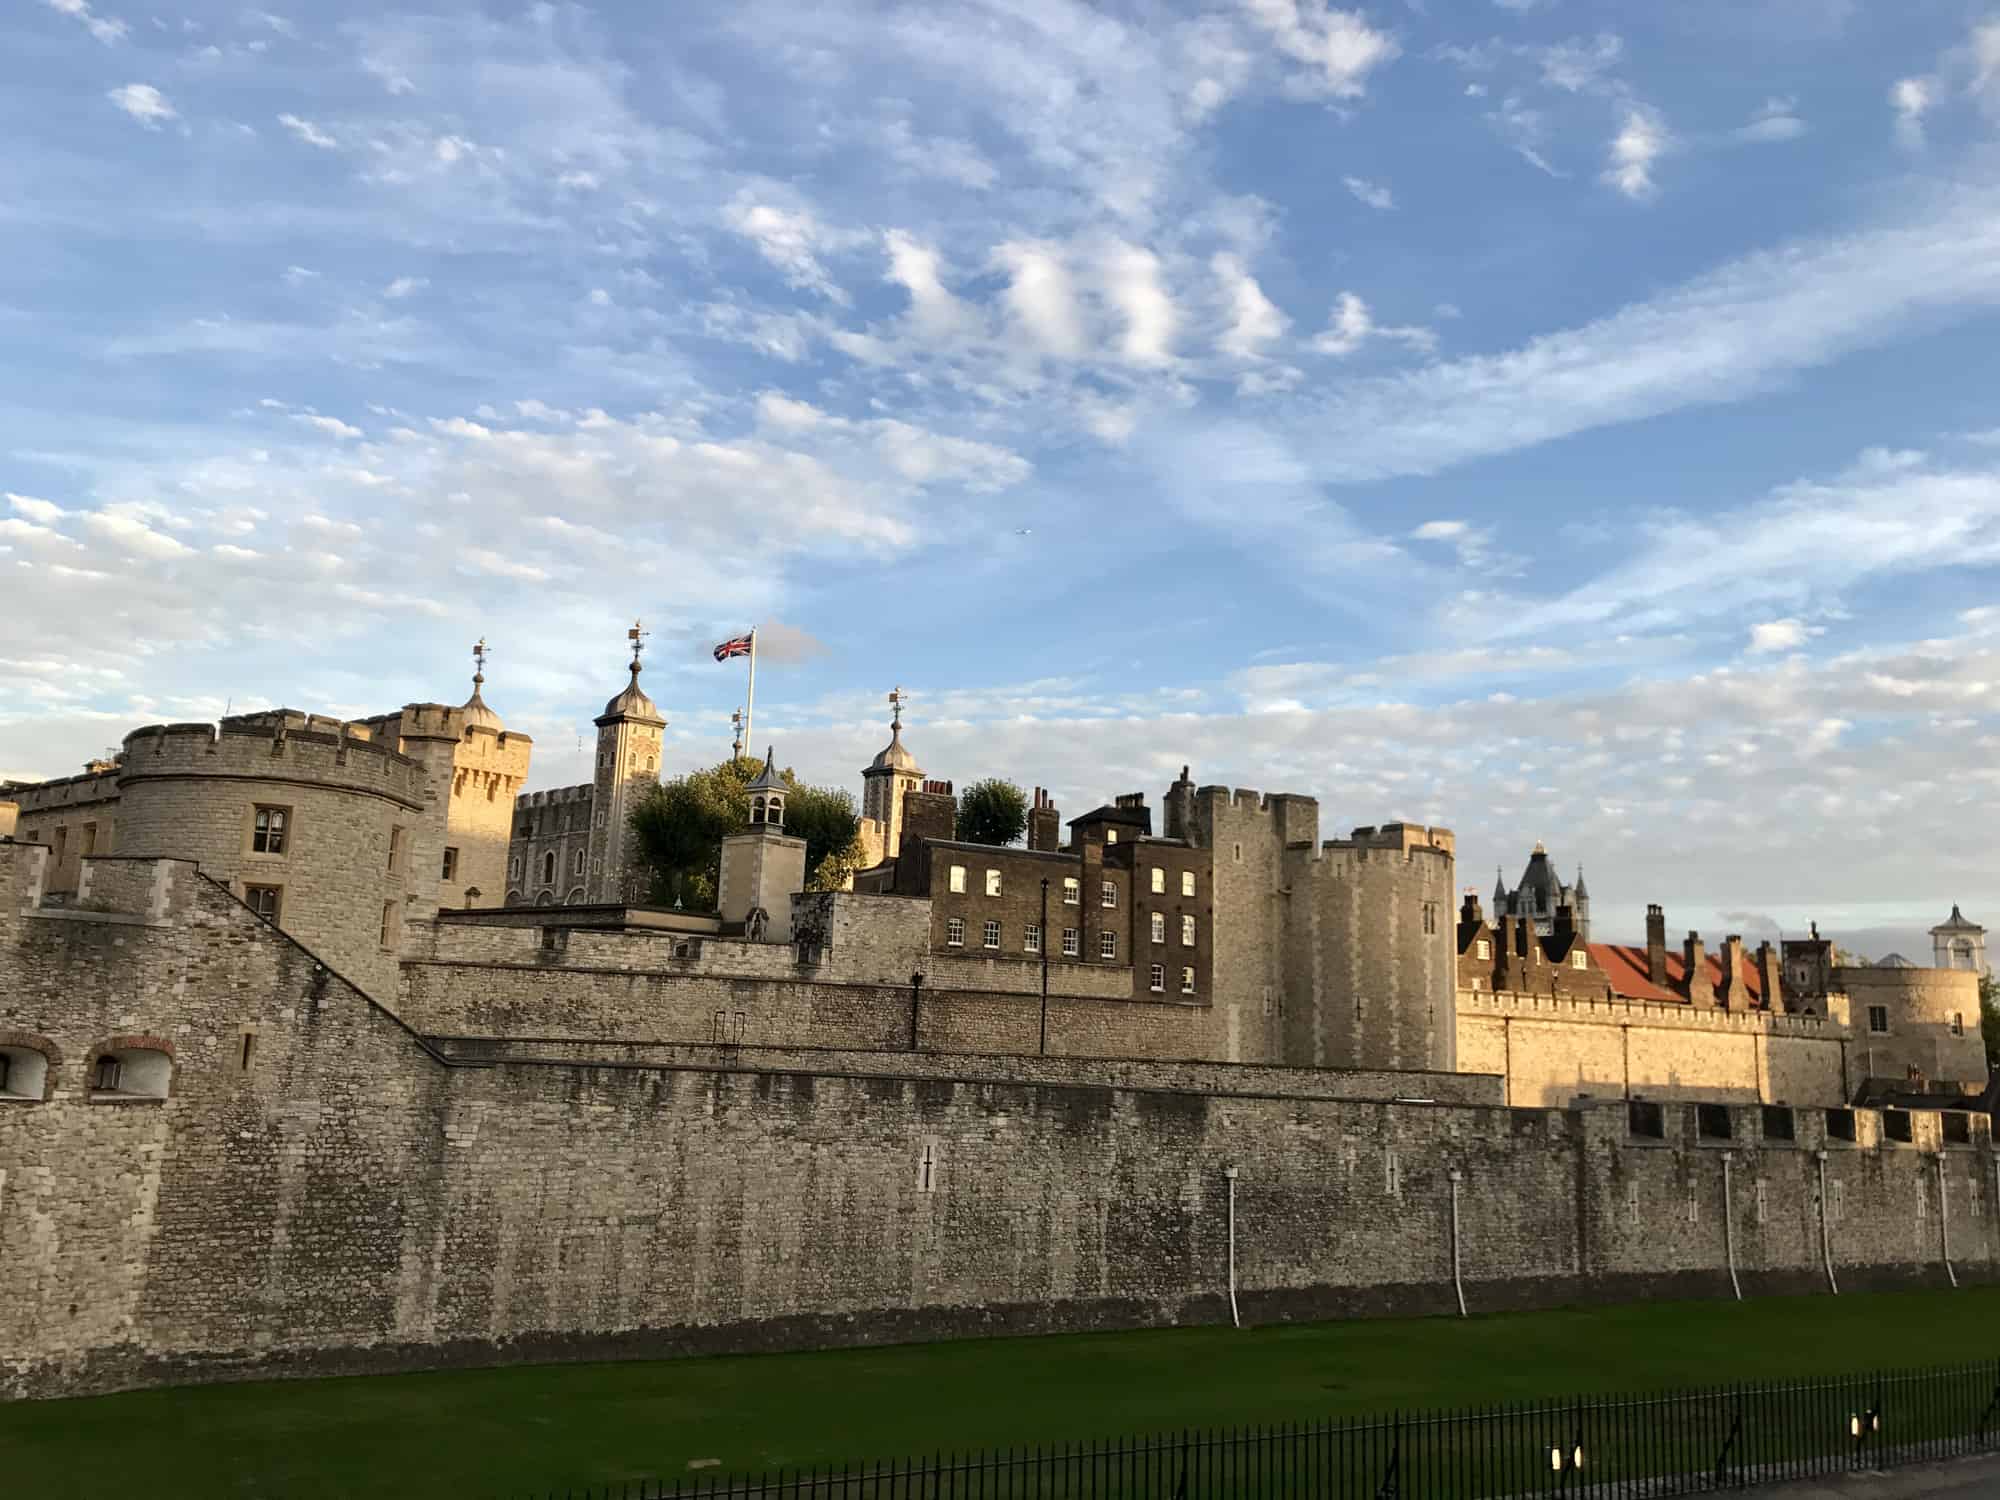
[1182,914,1196,948]
[1062,878,1079,905]
[1181,870,1196,897]
[1149,964,1165,993]
[1099,930,1116,960]
[1061,927,1079,957]
[251,805,289,855]
[1181,966,1196,995]
[573,848,585,876]
[1025,924,1042,954]
[1150,912,1166,944]
[983,919,1000,949]
[1105,828,1118,845]
[946,917,965,947]
[1150,867,1165,894]
[1476,939,1491,960]
[949,864,967,894]
[985,869,1002,897]
[1571,950,1588,970]
[1101,879,1117,909]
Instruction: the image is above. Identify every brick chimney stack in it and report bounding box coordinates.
[1646,904,1668,987]
[1757,940,1784,1014]
[1684,931,1714,1005]
[1027,787,1061,853]
[1717,934,1746,1008]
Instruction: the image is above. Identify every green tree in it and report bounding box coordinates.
[1981,971,1998,1070]
[954,778,1028,846]
[629,756,864,907]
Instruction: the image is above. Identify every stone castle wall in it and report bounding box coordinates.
[113,718,442,999]
[4,767,121,893]
[1458,991,1852,1107]
[1840,965,1987,1090]
[4,848,1995,1402]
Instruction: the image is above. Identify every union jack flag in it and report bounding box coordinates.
[713,633,754,662]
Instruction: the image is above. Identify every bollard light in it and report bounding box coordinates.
[1573,1446,1586,1471]
[1549,1447,1563,1473]
[1849,1414,1861,1437]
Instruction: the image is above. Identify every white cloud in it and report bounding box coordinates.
[107,83,175,128]
[1747,619,1819,654]
[1734,98,1806,144]
[883,231,976,341]
[723,191,852,305]
[1310,291,1434,357]
[294,413,363,440]
[994,241,1086,358]
[1104,243,1177,365]
[587,288,612,307]
[1974,21,2000,101]
[1535,33,1622,93]
[45,0,127,43]
[277,113,338,149]
[79,511,192,560]
[1412,519,1467,541]
[7,494,65,525]
[281,265,318,286]
[383,277,428,299]
[1602,106,1669,199]
[1892,77,1932,146]
[1240,0,1400,99]
[1343,175,1395,210]
[1213,253,1289,359]
[460,548,547,582]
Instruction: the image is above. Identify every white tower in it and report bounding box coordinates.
[1930,905,1988,975]
[860,686,923,860]
[717,746,806,941]
[587,620,666,904]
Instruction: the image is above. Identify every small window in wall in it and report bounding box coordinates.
[946,917,965,947]
[1149,963,1165,993]
[441,847,459,882]
[508,856,521,880]
[1697,1104,1732,1141]
[1384,1150,1401,1198]
[52,827,67,866]
[949,865,967,894]
[1826,1108,1856,1143]
[1062,878,1079,905]
[1754,1180,1768,1225]
[1829,1181,1845,1223]
[1950,1013,1965,1037]
[1762,1105,1795,1142]
[1182,870,1196,898]
[1628,1100,1665,1139]
[1232,842,1242,863]
[1024,924,1042,954]
[90,1046,170,1100]
[81,823,97,856]
[1150,868,1165,895]
[1151,913,1166,944]
[1100,930,1117,960]
[1626,1182,1640,1224]
[0,1046,50,1102]
[1101,880,1117,909]
[387,825,403,874]
[1571,950,1588,970]
[1884,1110,1913,1144]
[982,919,1000,949]
[573,848,585,876]
[1686,1188,1699,1226]
[916,1139,941,1194]
[1181,966,1196,995]
[380,901,400,949]
[985,869,1002,897]
[542,852,556,885]
[244,884,282,923]
[1867,1005,1889,1034]
[252,805,289,855]
[1476,939,1491,960]
[1105,829,1118,845]
[1421,903,1436,935]
[1061,927,1079,957]
[1182,914,1196,948]
[1972,1177,1986,1218]
[1943,1112,1971,1145]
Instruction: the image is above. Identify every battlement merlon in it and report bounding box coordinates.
[1190,785,1321,849]
[355,702,534,750]
[69,856,198,924]
[515,784,595,809]
[119,720,433,810]
[0,767,123,813]
[1337,823,1456,858]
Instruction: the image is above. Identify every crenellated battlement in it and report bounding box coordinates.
[120,717,431,808]
[2,767,121,814]
[516,784,594,809]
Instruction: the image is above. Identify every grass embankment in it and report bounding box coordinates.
[5,1288,1994,1498]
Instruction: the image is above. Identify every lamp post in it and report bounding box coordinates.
[1039,877,1051,1056]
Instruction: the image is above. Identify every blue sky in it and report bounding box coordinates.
[3,0,1998,957]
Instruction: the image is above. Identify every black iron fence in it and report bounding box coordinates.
[512,1359,2000,1499]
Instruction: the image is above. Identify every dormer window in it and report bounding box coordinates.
[1571,951,1588,970]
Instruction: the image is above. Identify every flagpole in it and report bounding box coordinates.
[742,627,757,764]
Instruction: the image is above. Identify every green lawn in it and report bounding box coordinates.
[5,1288,1996,1499]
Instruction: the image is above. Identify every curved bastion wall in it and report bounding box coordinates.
[1838,964,1986,1090]
[113,716,442,998]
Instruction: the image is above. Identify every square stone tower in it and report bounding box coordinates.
[587,625,666,904]
[718,747,806,941]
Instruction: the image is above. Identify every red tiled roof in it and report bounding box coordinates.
[1589,943,1766,1006]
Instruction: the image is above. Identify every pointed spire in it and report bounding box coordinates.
[748,744,785,791]
[1574,864,1589,900]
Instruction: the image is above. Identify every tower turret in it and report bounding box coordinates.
[587,620,666,903]
[860,685,923,859]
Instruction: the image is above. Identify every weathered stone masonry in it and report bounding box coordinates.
[4,846,1995,1401]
